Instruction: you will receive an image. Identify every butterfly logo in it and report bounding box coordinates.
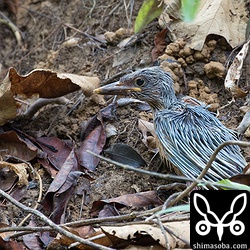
[193,193,246,241]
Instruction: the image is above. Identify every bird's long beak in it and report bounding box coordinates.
[94,81,141,95]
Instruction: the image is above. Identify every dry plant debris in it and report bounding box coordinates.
[0,0,250,249]
[160,0,248,50]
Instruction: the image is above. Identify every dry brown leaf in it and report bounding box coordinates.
[0,161,29,186]
[0,131,37,161]
[151,28,168,61]
[0,71,17,125]
[138,119,157,152]
[57,72,100,97]
[160,0,248,50]
[164,0,182,20]
[225,40,250,98]
[101,221,190,249]
[9,67,100,98]
[50,228,112,250]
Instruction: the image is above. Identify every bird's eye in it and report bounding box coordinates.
[135,78,145,86]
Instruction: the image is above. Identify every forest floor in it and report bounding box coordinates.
[0,0,249,249]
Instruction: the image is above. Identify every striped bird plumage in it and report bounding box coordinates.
[94,66,246,181]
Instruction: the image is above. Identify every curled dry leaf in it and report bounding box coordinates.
[0,71,17,125]
[0,161,29,187]
[101,221,190,249]
[36,136,73,173]
[160,0,248,50]
[77,104,117,172]
[42,150,85,224]
[138,119,157,152]
[9,67,100,98]
[164,0,182,20]
[0,67,101,124]
[230,174,250,186]
[91,190,162,217]
[0,131,37,161]
[51,228,112,250]
[225,40,250,98]
[151,28,168,61]
[22,220,42,250]
[0,237,25,250]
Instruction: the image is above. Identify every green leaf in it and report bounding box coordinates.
[181,0,200,22]
[157,204,190,215]
[134,0,164,33]
[218,179,250,191]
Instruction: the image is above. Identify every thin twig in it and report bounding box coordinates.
[0,189,113,250]
[3,156,43,226]
[168,140,250,207]
[23,97,71,118]
[63,23,106,45]
[162,222,190,247]
[18,169,43,226]
[237,111,250,134]
[2,212,189,241]
[87,150,190,181]
[0,12,22,46]
[88,140,250,210]
[156,215,170,250]
[15,24,62,67]
[87,147,249,190]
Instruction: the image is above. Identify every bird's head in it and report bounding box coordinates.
[94,67,176,111]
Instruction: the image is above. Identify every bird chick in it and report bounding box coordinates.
[94,67,246,182]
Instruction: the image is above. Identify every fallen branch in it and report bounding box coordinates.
[0,189,113,250]
[168,140,250,207]
[88,140,250,209]
[0,12,22,46]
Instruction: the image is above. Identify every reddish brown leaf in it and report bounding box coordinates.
[42,170,83,224]
[151,28,168,61]
[90,191,163,217]
[99,103,117,121]
[8,185,27,202]
[77,124,106,172]
[99,204,120,217]
[50,171,83,224]
[42,149,78,205]
[9,68,79,98]
[77,104,117,172]
[230,174,250,186]
[0,237,24,250]
[36,137,72,171]
[4,0,19,17]
[39,231,53,248]
[81,103,116,141]
[9,67,100,98]
[48,227,112,249]
[41,148,88,224]
[0,167,17,191]
[23,220,43,250]
[80,113,103,141]
[0,131,37,161]
[56,225,95,246]
[243,163,250,175]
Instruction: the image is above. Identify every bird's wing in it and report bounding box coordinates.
[154,105,246,182]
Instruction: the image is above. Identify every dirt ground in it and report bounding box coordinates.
[0,0,249,247]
